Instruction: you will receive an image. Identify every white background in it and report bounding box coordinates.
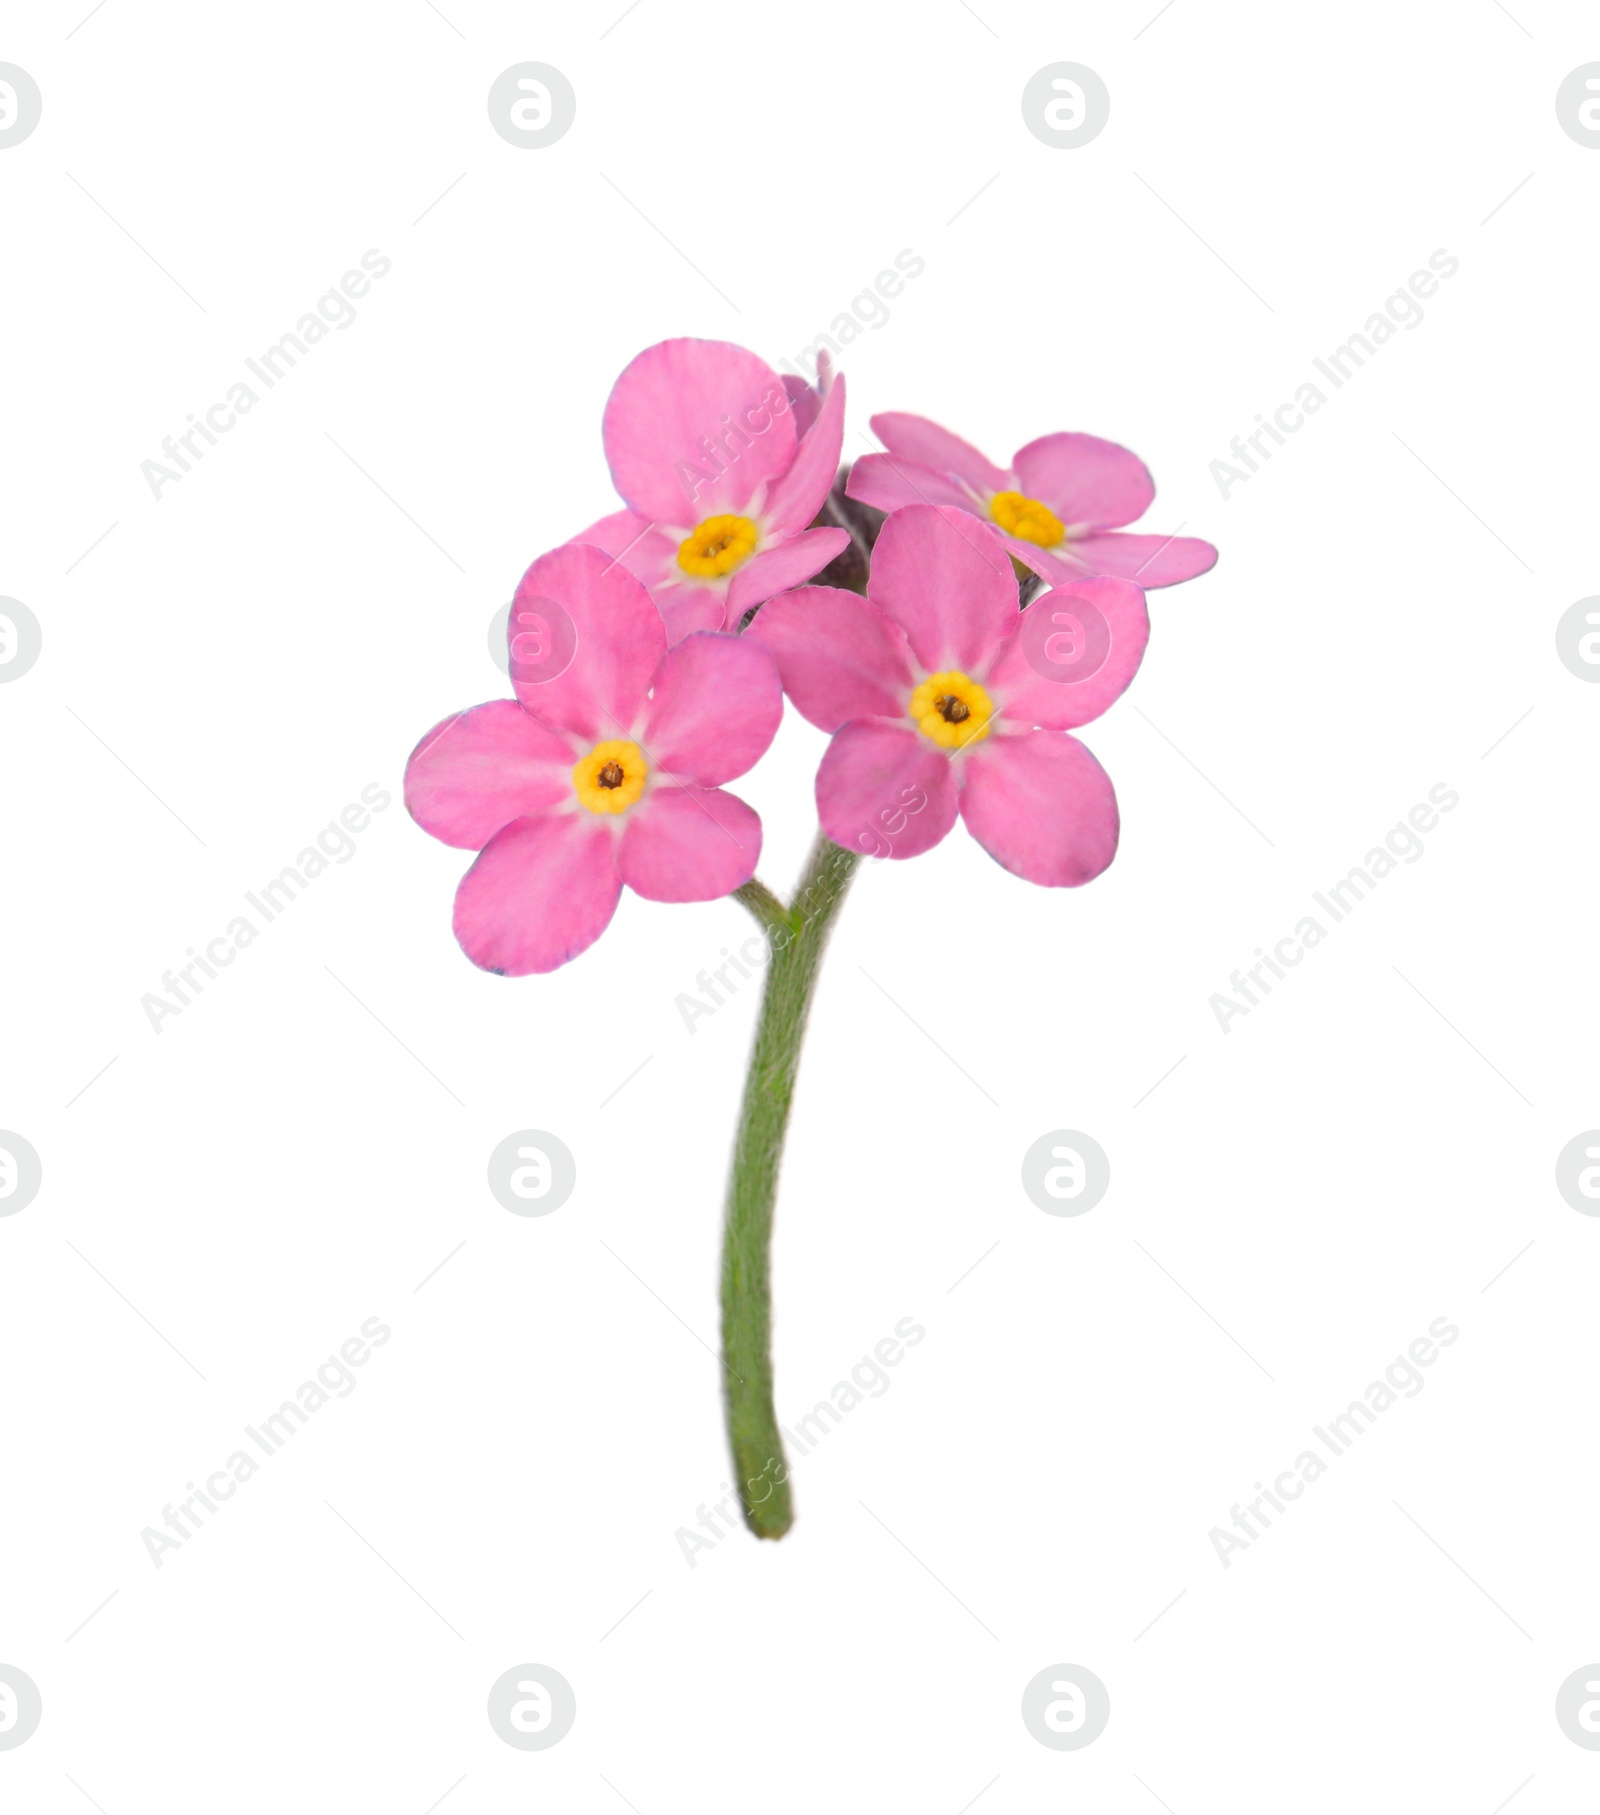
[3,0,1598,1808]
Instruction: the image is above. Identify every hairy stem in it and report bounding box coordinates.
[733,877,794,936]
[720,834,860,1537]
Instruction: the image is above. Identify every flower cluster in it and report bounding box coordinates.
[404,338,1216,973]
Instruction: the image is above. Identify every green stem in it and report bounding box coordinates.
[732,877,793,936]
[721,834,861,1537]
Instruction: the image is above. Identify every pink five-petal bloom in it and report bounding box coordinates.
[847,411,1216,590]
[570,339,850,644]
[404,543,782,975]
[747,504,1141,885]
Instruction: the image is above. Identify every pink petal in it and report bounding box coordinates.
[569,510,678,580]
[1066,530,1218,588]
[602,338,797,525]
[641,632,782,785]
[1011,433,1155,531]
[815,719,960,861]
[783,373,820,439]
[765,372,847,534]
[993,535,1074,585]
[510,543,665,742]
[869,412,1010,493]
[452,812,621,974]
[569,508,647,556]
[651,580,730,642]
[959,730,1119,887]
[846,453,976,516]
[745,585,914,732]
[781,352,833,437]
[726,527,849,618]
[405,700,575,850]
[983,577,1149,732]
[618,785,762,901]
[867,504,1018,674]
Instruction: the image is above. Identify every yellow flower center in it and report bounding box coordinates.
[908,672,993,749]
[572,739,648,814]
[990,489,1065,548]
[677,513,760,578]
